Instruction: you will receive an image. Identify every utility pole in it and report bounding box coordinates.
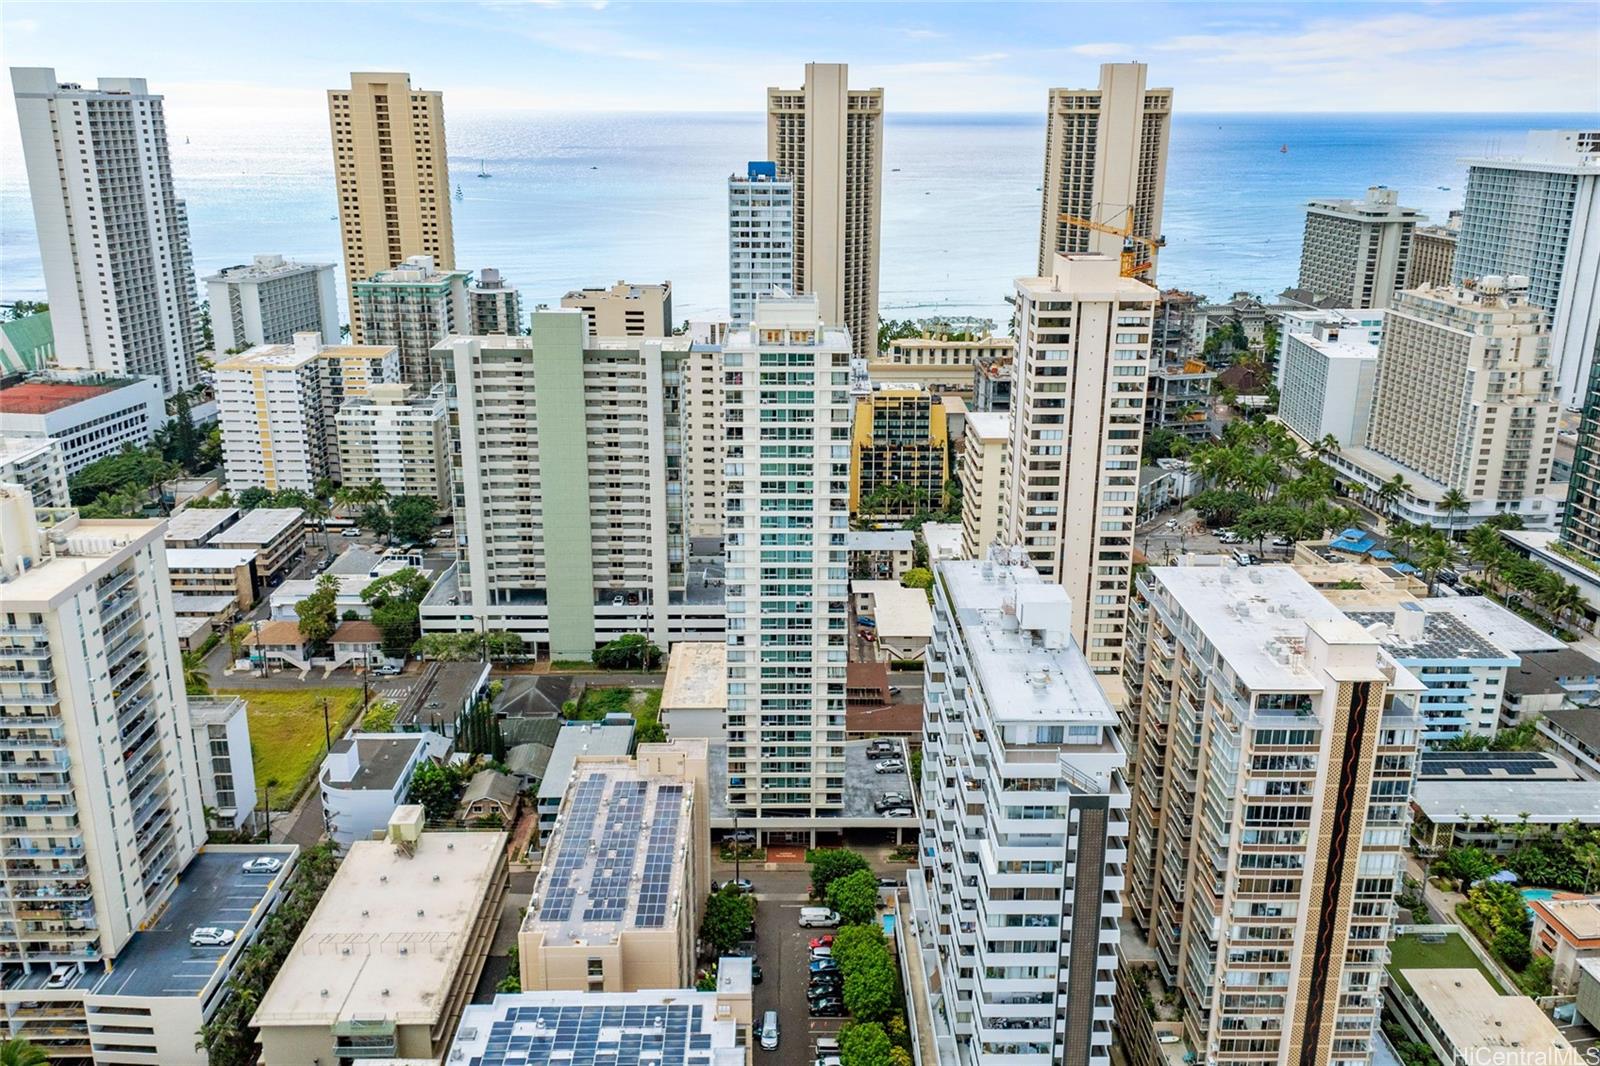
[321,697,332,751]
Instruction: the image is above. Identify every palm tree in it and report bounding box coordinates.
[1439,488,1470,541]
[181,651,209,696]
[1376,474,1411,518]
[1416,530,1455,594]
[1311,433,1342,461]
[0,1037,49,1066]
[303,496,332,552]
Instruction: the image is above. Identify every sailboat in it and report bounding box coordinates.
[476,159,491,179]
[455,183,464,201]
[1280,144,1288,154]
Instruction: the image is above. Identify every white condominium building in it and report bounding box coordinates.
[1365,278,1558,520]
[0,484,207,974]
[335,383,450,506]
[0,437,69,508]
[1456,130,1600,404]
[959,410,1009,560]
[0,377,166,476]
[722,296,852,820]
[468,268,522,335]
[559,281,673,338]
[354,255,471,391]
[10,68,201,395]
[431,316,723,658]
[328,71,455,343]
[767,63,883,359]
[1008,253,1155,674]
[217,332,397,491]
[1278,317,1379,448]
[1122,564,1424,1066]
[1038,62,1172,278]
[918,557,1128,1066]
[1297,186,1421,309]
[728,161,795,330]
[205,254,340,352]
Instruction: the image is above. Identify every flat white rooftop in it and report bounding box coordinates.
[940,559,1117,726]
[1148,565,1346,692]
[661,641,727,710]
[1287,329,1378,362]
[1413,780,1600,824]
[211,507,303,545]
[1400,968,1577,1057]
[853,580,933,639]
[964,411,1010,442]
[164,506,239,542]
[3,518,163,604]
[251,829,505,1030]
[1420,596,1566,653]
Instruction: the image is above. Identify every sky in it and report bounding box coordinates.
[1,0,1597,128]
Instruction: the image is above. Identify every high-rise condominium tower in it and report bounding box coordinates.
[722,296,852,819]
[1456,130,1600,405]
[0,483,207,975]
[1037,62,1172,278]
[205,254,341,352]
[1564,348,1600,562]
[918,556,1128,1066]
[1121,565,1423,1065]
[468,268,522,335]
[1009,253,1155,674]
[11,68,201,395]
[767,64,883,359]
[728,161,795,329]
[1366,278,1558,523]
[1297,186,1421,309]
[354,255,470,390]
[328,71,455,343]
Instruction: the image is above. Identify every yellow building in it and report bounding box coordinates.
[328,72,455,342]
[850,385,949,519]
[519,739,710,993]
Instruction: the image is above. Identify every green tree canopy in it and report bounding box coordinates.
[808,848,871,900]
[842,947,900,1022]
[405,760,465,822]
[826,868,881,926]
[592,633,662,670]
[700,886,756,955]
[389,494,439,543]
[294,574,340,648]
[840,1022,893,1066]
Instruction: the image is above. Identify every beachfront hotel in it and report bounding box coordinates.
[1296,185,1421,309]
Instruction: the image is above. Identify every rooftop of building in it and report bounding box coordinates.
[337,382,444,412]
[1417,749,1579,781]
[964,410,1010,441]
[1413,779,1600,825]
[244,619,308,647]
[1147,564,1347,691]
[186,694,247,727]
[921,522,964,561]
[661,642,727,711]
[1345,603,1518,664]
[1419,597,1566,653]
[393,660,490,729]
[322,732,443,792]
[252,826,506,1030]
[561,280,672,301]
[1306,185,1420,217]
[1019,252,1160,301]
[172,593,238,615]
[357,254,470,286]
[524,763,695,945]
[536,722,637,802]
[846,702,924,736]
[0,436,58,463]
[165,546,257,569]
[204,254,332,283]
[1399,969,1576,1056]
[1285,327,1379,360]
[164,506,240,542]
[1541,709,1600,752]
[845,529,914,552]
[887,334,1013,350]
[332,619,384,644]
[852,579,934,639]
[1532,896,1600,944]
[940,558,1118,726]
[707,739,911,824]
[447,990,744,1066]
[0,379,116,414]
[0,311,53,374]
[210,507,304,545]
[0,513,166,602]
[1505,646,1600,697]
[1290,561,1423,610]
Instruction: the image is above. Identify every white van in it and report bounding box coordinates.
[759,1010,780,1051]
[798,907,840,928]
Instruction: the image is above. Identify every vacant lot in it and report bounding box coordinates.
[216,688,366,805]
[1386,931,1505,995]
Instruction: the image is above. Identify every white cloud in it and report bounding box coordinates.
[1069,41,1134,58]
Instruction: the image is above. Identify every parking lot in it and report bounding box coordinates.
[744,867,850,1063]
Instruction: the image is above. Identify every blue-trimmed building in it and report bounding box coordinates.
[1348,601,1519,745]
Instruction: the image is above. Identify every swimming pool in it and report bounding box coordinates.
[1522,888,1557,903]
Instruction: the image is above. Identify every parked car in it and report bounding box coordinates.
[883,807,915,818]
[866,740,898,757]
[760,1010,780,1051]
[877,876,900,889]
[725,829,757,845]
[1271,536,1293,547]
[815,1056,843,1066]
[727,943,757,959]
[808,976,842,994]
[341,528,362,538]
[875,792,909,811]
[241,856,282,874]
[713,878,754,895]
[751,962,763,985]
[887,685,902,696]
[798,908,840,928]
[809,945,832,960]
[807,958,839,974]
[189,926,236,947]
[1218,530,1242,544]
[873,759,906,774]
[855,615,876,627]
[45,963,75,989]
[1231,549,1257,566]
[808,934,834,950]
[809,998,845,1017]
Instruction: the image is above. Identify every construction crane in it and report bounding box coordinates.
[1057,209,1166,277]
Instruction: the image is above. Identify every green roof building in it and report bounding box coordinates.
[0,311,55,375]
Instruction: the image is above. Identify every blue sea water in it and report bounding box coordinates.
[0,110,1587,325]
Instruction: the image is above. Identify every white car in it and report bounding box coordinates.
[798,907,840,929]
[872,759,906,774]
[241,856,282,874]
[44,963,75,989]
[189,926,236,947]
[882,807,915,818]
[341,528,362,538]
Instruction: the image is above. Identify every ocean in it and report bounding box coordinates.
[0,111,1585,325]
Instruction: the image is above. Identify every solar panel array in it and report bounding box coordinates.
[1418,751,1563,779]
[635,784,684,928]
[469,1003,717,1066]
[582,779,648,923]
[538,774,608,923]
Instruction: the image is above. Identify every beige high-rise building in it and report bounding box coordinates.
[681,343,723,538]
[959,410,1009,559]
[1297,186,1421,309]
[1407,222,1459,288]
[560,281,673,338]
[1120,565,1424,1066]
[1366,278,1558,509]
[1038,62,1172,277]
[1009,253,1155,674]
[767,63,883,358]
[328,71,455,342]
[335,383,450,506]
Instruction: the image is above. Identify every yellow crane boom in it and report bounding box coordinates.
[1057,212,1166,277]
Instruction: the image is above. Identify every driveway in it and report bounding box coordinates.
[747,866,847,1064]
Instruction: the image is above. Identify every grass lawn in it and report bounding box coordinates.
[1386,931,1506,995]
[215,688,367,805]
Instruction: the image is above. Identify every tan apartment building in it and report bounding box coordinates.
[1038,62,1172,277]
[1121,565,1424,1065]
[681,341,723,537]
[959,410,1009,559]
[252,810,506,1065]
[868,334,1014,393]
[328,71,454,342]
[1364,277,1559,518]
[210,507,306,585]
[518,740,710,992]
[165,547,258,612]
[1297,186,1422,309]
[850,385,948,518]
[768,63,883,357]
[560,280,672,338]
[1407,222,1459,288]
[1009,252,1155,674]
[335,382,450,506]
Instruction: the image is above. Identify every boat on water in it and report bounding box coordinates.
[891,167,900,172]
[1280,144,1288,153]
[477,160,491,179]
[1438,185,1450,191]
[455,183,463,200]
